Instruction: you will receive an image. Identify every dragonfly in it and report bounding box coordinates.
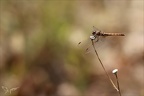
[78,26,125,53]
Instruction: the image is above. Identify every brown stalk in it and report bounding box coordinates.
[91,40,119,91]
[114,72,122,96]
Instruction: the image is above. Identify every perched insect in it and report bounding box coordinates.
[78,26,125,54]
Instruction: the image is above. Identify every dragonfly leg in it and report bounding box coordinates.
[95,36,99,42]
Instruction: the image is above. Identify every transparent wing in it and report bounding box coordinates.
[77,37,104,55]
[93,26,101,32]
[78,36,115,55]
[77,37,92,54]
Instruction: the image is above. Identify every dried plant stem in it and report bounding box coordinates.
[91,40,119,91]
[115,73,122,96]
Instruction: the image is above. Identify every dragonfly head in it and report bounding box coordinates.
[92,30,101,36]
[92,31,96,35]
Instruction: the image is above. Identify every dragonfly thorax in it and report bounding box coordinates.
[92,30,101,36]
[96,31,101,35]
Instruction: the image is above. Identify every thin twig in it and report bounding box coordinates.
[91,40,119,91]
[115,73,122,96]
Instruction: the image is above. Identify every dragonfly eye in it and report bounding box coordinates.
[92,31,96,35]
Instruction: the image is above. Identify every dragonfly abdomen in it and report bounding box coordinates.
[101,33,125,36]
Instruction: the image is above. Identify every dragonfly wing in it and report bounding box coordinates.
[93,26,101,32]
[92,36,111,50]
[78,36,106,55]
[77,37,95,54]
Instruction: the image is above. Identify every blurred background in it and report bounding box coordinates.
[0,0,143,96]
